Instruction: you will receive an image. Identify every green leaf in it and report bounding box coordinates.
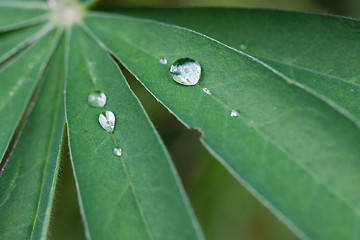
[114,8,360,124]
[0,23,52,64]
[0,2,50,32]
[0,27,59,160]
[83,12,360,240]
[0,33,65,239]
[65,24,204,239]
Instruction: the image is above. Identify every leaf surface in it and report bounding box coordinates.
[0,27,59,160]
[0,2,49,32]
[115,8,360,124]
[0,23,51,64]
[0,33,65,240]
[83,12,360,240]
[65,24,203,240]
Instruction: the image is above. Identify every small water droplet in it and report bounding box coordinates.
[239,44,247,50]
[230,110,239,117]
[113,146,122,156]
[286,79,293,85]
[159,57,167,64]
[350,89,354,92]
[99,110,115,133]
[202,88,211,95]
[273,106,277,110]
[88,91,106,108]
[170,58,201,86]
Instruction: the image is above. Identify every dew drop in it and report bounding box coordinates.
[113,146,122,156]
[88,91,106,108]
[99,110,115,133]
[202,88,211,95]
[170,58,201,86]
[239,44,247,50]
[159,57,167,64]
[230,110,239,117]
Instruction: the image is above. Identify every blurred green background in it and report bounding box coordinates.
[49,1,360,240]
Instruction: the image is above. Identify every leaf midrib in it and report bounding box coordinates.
[242,50,360,87]
[82,14,360,218]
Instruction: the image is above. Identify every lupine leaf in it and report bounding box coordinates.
[64,24,204,240]
[83,12,360,239]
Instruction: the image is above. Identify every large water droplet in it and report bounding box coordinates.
[159,57,167,64]
[88,91,106,108]
[230,110,239,117]
[170,58,201,85]
[99,110,115,133]
[113,146,122,156]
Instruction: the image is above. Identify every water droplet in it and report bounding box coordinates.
[350,89,354,92]
[113,146,122,156]
[88,91,106,108]
[239,44,247,50]
[230,110,239,117]
[159,57,167,64]
[202,88,211,95]
[99,110,115,133]
[273,106,277,110]
[170,58,201,86]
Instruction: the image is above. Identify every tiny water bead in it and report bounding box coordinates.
[99,110,115,133]
[239,44,247,50]
[202,88,211,95]
[230,110,239,117]
[170,58,201,86]
[113,146,122,156]
[88,91,107,108]
[159,57,167,65]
